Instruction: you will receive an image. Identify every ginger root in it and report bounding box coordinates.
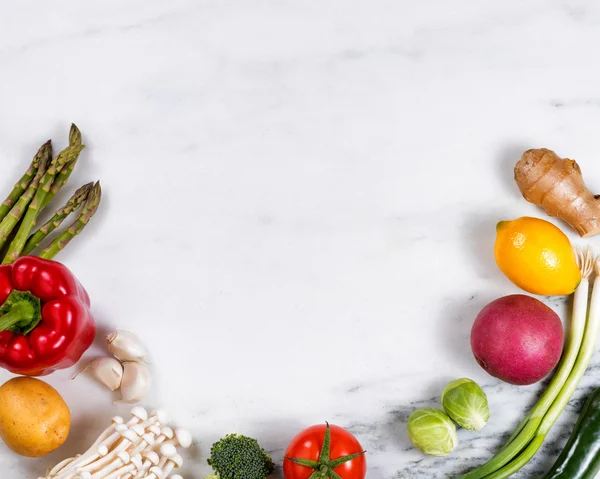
[514,148,600,238]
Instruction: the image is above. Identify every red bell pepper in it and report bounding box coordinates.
[0,256,95,376]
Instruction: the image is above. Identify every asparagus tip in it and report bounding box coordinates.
[69,124,82,147]
[39,140,52,157]
[92,181,102,201]
[75,182,94,198]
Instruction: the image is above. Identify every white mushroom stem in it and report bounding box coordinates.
[90,451,131,479]
[103,463,137,479]
[153,428,191,462]
[96,409,148,453]
[49,418,124,476]
[131,424,146,437]
[151,427,173,454]
[94,417,127,446]
[87,409,144,452]
[160,454,183,478]
[130,434,155,456]
[53,468,78,479]
[139,416,161,431]
[112,454,142,479]
[129,427,158,458]
[147,425,162,439]
[53,407,147,478]
[47,457,77,477]
[156,444,177,470]
[56,443,112,478]
[67,425,150,478]
[170,475,183,479]
[134,451,159,479]
[109,425,144,455]
[80,408,146,460]
[142,466,163,479]
[78,429,138,474]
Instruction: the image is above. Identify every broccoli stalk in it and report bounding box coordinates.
[206,434,274,479]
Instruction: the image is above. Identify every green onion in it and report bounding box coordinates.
[460,247,596,479]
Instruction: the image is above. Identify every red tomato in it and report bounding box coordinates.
[283,423,367,479]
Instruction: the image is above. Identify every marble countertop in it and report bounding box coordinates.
[2,1,600,478]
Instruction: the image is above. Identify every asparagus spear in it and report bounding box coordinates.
[0,154,50,252]
[2,143,84,264]
[0,141,52,223]
[39,181,101,260]
[68,123,82,147]
[21,182,93,256]
[42,124,84,210]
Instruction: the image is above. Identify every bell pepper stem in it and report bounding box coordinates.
[0,291,42,335]
[0,303,35,331]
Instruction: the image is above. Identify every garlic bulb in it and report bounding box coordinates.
[73,357,124,391]
[106,329,147,362]
[119,362,151,403]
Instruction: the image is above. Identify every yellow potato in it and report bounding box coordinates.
[0,377,70,457]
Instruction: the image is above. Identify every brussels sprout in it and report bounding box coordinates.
[407,408,457,456]
[441,378,490,431]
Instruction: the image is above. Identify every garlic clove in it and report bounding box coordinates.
[72,357,124,391]
[118,362,152,404]
[107,329,148,362]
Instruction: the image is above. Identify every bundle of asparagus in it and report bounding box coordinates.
[0,124,101,263]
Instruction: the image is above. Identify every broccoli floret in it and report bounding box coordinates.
[206,434,275,479]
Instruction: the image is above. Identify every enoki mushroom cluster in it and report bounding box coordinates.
[40,406,191,479]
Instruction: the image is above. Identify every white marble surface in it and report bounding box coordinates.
[2,1,600,478]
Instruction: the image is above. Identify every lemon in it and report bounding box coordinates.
[494,217,581,295]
